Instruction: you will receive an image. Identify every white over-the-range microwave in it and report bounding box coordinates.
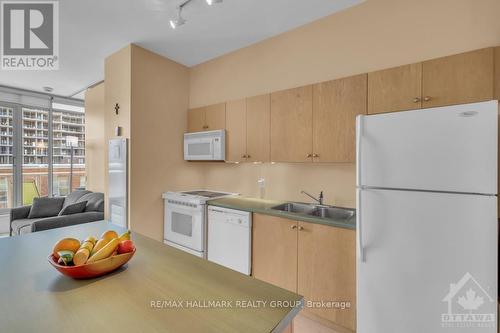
[184,129,226,161]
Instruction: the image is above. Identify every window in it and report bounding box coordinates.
[0,88,85,207]
[52,105,85,198]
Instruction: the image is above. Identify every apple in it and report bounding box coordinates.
[117,240,135,254]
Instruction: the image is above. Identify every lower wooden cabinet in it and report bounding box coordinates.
[252,214,298,292]
[297,222,356,331]
[252,213,356,331]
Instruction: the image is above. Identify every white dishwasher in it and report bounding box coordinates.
[207,206,252,275]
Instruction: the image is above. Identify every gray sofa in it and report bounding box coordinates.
[10,190,104,236]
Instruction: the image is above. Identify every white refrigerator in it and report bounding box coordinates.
[356,101,498,333]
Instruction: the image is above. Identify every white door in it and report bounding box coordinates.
[357,188,497,333]
[357,101,498,194]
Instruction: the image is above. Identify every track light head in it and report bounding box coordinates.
[206,0,222,5]
[169,6,186,29]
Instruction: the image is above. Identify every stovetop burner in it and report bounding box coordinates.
[182,190,232,198]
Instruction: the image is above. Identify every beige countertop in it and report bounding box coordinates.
[208,196,356,230]
[0,221,302,333]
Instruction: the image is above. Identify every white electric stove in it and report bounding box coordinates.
[162,190,237,258]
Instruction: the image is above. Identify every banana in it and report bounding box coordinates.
[90,238,110,256]
[80,241,94,253]
[118,230,131,242]
[86,238,120,263]
[84,236,97,245]
[73,248,90,266]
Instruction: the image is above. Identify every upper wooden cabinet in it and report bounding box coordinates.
[297,222,356,331]
[422,48,495,108]
[225,99,247,162]
[271,86,313,162]
[246,94,271,162]
[368,63,422,114]
[252,214,298,292]
[187,103,226,132]
[225,95,271,163]
[313,74,367,162]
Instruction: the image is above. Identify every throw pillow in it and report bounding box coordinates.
[28,197,65,219]
[58,201,88,216]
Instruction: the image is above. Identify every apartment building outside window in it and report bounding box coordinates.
[0,87,85,210]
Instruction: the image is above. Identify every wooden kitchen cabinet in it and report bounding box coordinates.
[246,94,271,162]
[252,214,298,292]
[187,103,226,132]
[313,74,367,162]
[271,86,313,162]
[187,107,206,132]
[368,63,422,114]
[252,213,357,331]
[422,48,494,108]
[297,222,356,331]
[226,95,271,163]
[225,99,247,162]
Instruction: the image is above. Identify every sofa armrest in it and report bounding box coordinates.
[11,205,31,221]
[31,212,104,233]
[10,205,31,236]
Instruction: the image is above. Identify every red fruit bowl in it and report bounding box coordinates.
[48,249,136,279]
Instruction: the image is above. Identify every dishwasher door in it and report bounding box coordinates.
[207,206,252,275]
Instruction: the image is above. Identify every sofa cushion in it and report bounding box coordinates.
[77,192,104,212]
[63,190,91,208]
[58,201,87,216]
[28,197,65,219]
[11,218,46,235]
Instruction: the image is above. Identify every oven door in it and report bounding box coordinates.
[164,201,204,252]
[184,137,214,160]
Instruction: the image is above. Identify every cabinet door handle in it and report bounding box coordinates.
[423,96,432,102]
[247,155,251,158]
[203,125,209,129]
[413,97,421,103]
[242,154,247,158]
[298,226,304,231]
[313,154,319,158]
[291,225,297,229]
[306,154,312,158]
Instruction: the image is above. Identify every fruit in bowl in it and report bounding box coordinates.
[48,230,135,279]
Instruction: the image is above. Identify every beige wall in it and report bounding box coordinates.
[84,82,105,193]
[88,0,500,237]
[103,45,132,220]
[188,0,500,207]
[129,45,203,239]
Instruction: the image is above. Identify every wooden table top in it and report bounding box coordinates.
[0,221,302,333]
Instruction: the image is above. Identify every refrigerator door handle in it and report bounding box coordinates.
[356,115,363,187]
[357,189,365,262]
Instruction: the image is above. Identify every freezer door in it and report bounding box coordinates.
[357,189,497,333]
[357,101,498,194]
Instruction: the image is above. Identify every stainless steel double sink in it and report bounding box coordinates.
[270,202,355,221]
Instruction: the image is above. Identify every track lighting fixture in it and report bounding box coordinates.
[206,0,223,5]
[170,0,222,29]
[169,6,186,29]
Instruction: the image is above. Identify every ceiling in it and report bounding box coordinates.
[0,0,364,98]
